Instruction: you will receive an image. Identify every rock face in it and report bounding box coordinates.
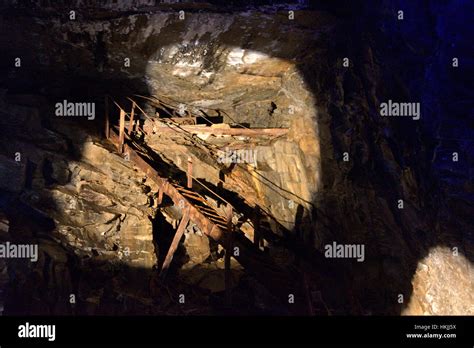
[1,5,325,230]
[403,247,474,315]
[183,229,210,264]
[0,98,158,314]
[0,1,472,315]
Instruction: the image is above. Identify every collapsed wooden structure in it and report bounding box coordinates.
[104,95,294,304]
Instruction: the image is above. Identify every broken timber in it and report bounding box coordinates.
[143,123,288,137]
[225,204,234,306]
[160,207,190,277]
[111,127,289,275]
[106,97,297,304]
[110,128,223,241]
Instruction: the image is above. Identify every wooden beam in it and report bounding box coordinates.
[119,109,126,153]
[160,208,190,276]
[187,157,193,189]
[169,117,197,125]
[157,181,167,205]
[252,208,261,250]
[128,101,135,133]
[225,203,233,306]
[104,97,110,139]
[107,128,298,303]
[143,123,288,137]
[111,130,223,240]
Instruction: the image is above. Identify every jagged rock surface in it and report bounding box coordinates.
[0,1,472,315]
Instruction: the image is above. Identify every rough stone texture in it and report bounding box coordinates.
[179,260,243,294]
[0,1,472,315]
[183,228,211,264]
[403,247,474,315]
[1,7,325,230]
[0,97,158,314]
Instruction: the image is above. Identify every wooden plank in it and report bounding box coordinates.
[169,117,197,125]
[198,209,227,221]
[180,192,208,203]
[205,217,227,228]
[157,181,167,205]
[110,130,223,240]
[160,208,190,276]
[187,157,192,189]
[143,123,288,137]
[128,102,135,133]
[104,97,110,139]
[175,186,205,198]
[119,109,126,153]
[252,208,261,250]
[195,205,220,212]
[107,127,298,303]
[181,194,214,206]
[225,204,233,306]
[196,207,227,221]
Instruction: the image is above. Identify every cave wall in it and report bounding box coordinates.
[1,3,332,229]
[308,0,473,314]
[0,98,157,314]
[0,0,472,315]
